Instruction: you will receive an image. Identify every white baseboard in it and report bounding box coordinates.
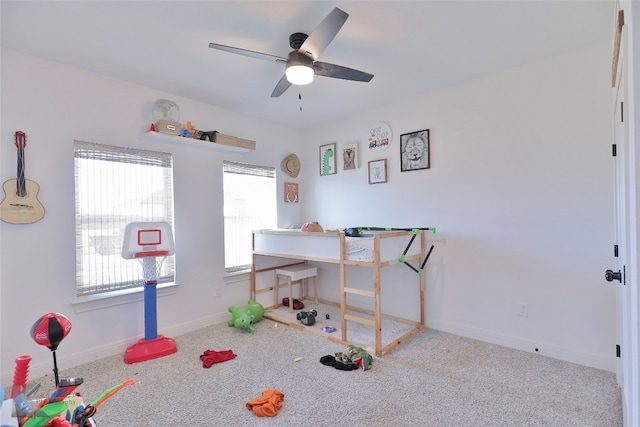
[4,313,614,385]
[0,312,230,385]
[427,318,616,372]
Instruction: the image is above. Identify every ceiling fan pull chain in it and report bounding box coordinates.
[299,92,303,111]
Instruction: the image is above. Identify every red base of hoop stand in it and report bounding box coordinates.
[124,335,177,364]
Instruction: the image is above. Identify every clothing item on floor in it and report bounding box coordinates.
[246,389,285,417]
[334,345,373,371]
[199,349,236,368]
[319,354,359,371]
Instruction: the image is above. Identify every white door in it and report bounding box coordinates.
[612,24,639,425]
[612,50,628,392]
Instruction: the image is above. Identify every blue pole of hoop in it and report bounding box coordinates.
[142,257,158,341]
[144,280,158,340]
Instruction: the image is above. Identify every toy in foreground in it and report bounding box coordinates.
[72,379,135,427]
[30,312,72,387]
[228,299,268,333]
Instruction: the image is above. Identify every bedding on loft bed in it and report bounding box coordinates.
[344,236,375,261]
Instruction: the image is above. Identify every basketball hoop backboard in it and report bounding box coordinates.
[122,222,175,259]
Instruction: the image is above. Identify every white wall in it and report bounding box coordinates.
[0,49,304,383]
[300,41,616,370]
[0,39,615,383]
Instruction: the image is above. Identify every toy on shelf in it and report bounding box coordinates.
[121,222,177,364]
[228,299,268,333]
[30,313,72,387]
[180,121,197,138]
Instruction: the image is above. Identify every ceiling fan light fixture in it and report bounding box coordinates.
[286,64,314,85]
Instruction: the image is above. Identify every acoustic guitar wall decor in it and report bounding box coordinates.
[0,131,45,224]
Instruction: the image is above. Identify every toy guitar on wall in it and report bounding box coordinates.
[0,131,45,224]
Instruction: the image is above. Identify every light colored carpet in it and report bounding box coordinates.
[263,300,417,353]
[14,318,622,426]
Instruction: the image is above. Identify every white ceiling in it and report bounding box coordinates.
[1,1,614,130]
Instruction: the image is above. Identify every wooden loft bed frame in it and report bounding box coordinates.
[250,228,429,356]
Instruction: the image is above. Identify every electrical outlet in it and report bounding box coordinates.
[518,303,529,317]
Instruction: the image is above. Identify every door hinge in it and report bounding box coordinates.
[613,144,617,156]
[616,344,621,358]
[614,244,619,257]
[621,101,624,122]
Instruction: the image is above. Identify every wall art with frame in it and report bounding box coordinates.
[400,129,430,172]
[368,159,387,184]
[284,182,299,203]
[319,143,337,176]
[342,142,358,170]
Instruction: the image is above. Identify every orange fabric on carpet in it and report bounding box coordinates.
[245,389,285,417]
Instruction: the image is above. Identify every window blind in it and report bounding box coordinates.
[74,141,175,295]
[223,161,276,273]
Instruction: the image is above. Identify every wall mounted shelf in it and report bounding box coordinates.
[143,131,254,153]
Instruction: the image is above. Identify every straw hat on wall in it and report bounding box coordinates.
[281,153,300,178]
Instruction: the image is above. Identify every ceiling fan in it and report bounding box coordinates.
[208,7,374,97]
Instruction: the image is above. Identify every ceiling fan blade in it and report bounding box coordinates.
[313,62,374,82]
[298,7,348,61]
[208,42,287,63]
[271,74,292,97]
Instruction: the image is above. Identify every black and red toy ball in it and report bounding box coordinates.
[30,312,72,386]
[30,312,72,351]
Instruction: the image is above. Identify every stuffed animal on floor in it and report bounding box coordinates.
[228,299,267,333]
[335,345,373,371]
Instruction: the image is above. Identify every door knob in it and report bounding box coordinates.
[605,269,622,283]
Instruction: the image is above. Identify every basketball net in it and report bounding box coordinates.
[139,256,167,282]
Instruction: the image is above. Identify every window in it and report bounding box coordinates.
[74,141,175,296]
[223,161,277,274]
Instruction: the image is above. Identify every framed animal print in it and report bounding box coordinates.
[400,129,430,172]
[368,159,387,184]
[342,142,358,170]
[319,143,337,176]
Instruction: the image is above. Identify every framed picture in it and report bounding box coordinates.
[319,143,337,176]
[284,182,298,203]
[368,159,387,184]
[342,142,358,170]
[400,129,430,172]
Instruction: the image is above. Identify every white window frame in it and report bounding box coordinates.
[223,161,277,275]
[74,141,175,297]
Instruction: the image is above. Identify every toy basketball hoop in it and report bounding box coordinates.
[121,222,177,364]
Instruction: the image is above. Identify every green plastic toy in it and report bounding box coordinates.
[228,299,267,333]
[22,401,68,427]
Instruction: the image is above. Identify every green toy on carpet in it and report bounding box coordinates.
[228,299,270,333]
